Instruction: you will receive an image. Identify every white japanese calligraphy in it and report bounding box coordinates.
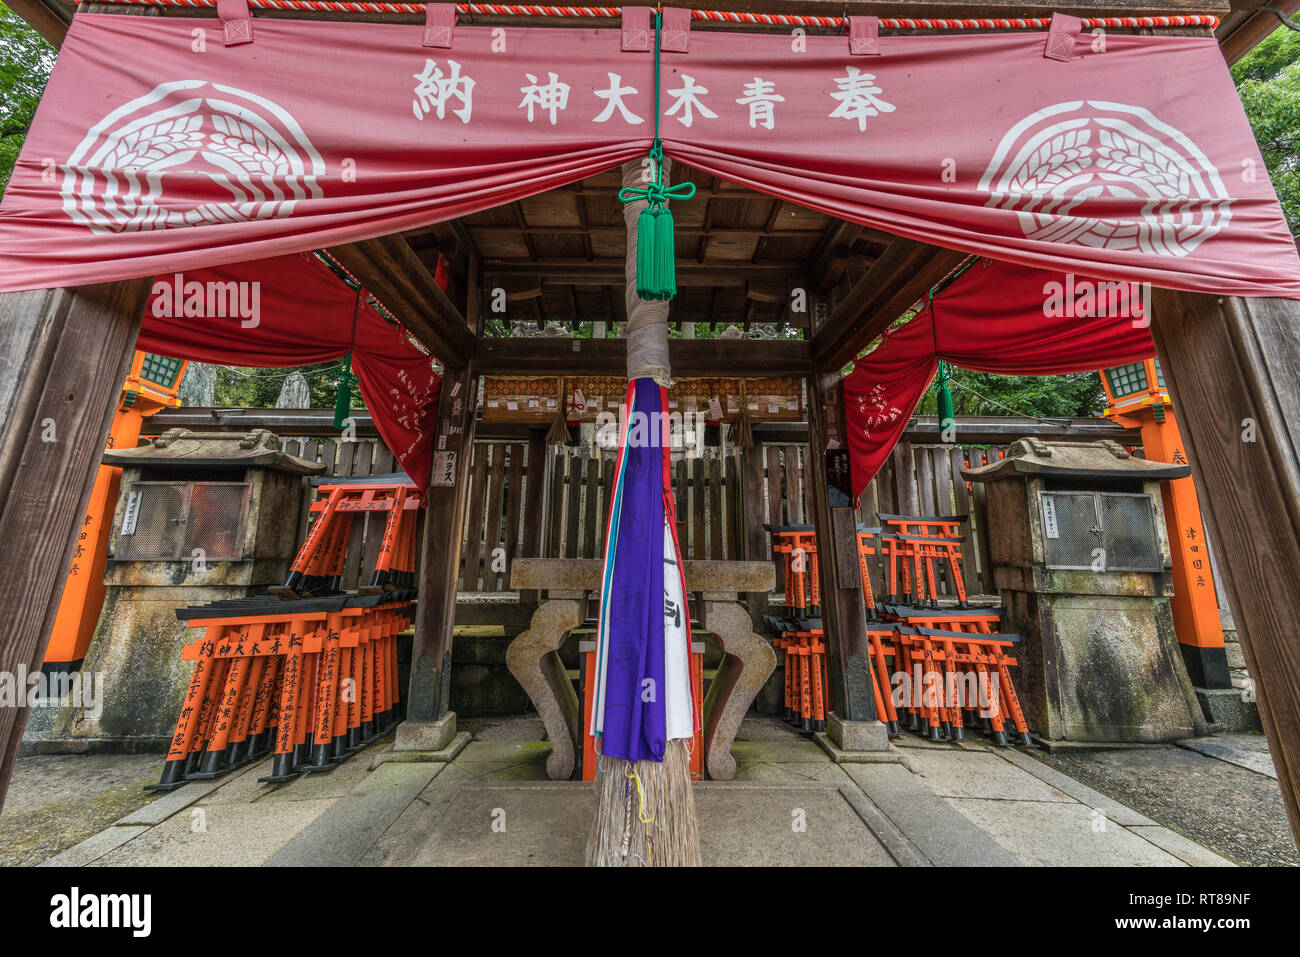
[519,72,571,125]
[413,59,475,124]
[665,74,717,128]
[593,73,644,125]
[735,77,785,131]
[828,67,894,132]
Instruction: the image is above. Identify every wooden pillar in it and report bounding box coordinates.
[740,441,769,614]
[516,426,548,604]
[807,366,879,733]
[0,280,150,811]
[1149,289,1300,842]
[406,364,479,724]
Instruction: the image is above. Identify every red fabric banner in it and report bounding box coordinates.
[0,14,1297,299]
[138,251,441,489]
[842,257,1157,495]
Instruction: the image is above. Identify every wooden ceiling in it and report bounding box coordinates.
[403,162,892,336]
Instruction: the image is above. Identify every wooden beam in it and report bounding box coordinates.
[1218,0,1300,65]
[0,279,151,812]
[467,224,826,239]
[483,260,805,286]
[9,0,70,45]
[326,236,475,366]
[808,221,864,294]
[407,364,479,722]
[1149,288,1300,845]
[475,337,812,377]
[812,238,969,371]
[807,363,878,726]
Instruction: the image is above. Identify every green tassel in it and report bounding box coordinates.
[333,354,354,430]
[635,204,678,302]
[936,361,955,427]
[636,206,661,299]
[937,381,955,425]
[651,203,677,300]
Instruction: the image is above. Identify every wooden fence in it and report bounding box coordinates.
[280,433,1005,597]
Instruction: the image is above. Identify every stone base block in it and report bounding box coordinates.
[1196,687,1262,733]
[814,732,906,765]
[394,712,457,752]
[371,731,470,767]
[826,712,890,752]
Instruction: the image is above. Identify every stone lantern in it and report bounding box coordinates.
[32,430,323,751]
[964,438,1208,743]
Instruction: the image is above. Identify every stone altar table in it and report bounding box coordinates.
[506,558,776,780]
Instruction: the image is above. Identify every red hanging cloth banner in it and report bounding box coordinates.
[138,251,442,490]
[842,257,1158,496]
[0,14,1297,299]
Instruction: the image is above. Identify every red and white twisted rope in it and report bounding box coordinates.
[85,0,1222,30]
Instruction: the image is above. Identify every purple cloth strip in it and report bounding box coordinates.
[598,378,668,762]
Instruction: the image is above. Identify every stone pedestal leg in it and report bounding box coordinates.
[505,594,587,780]
[698,596,776,781]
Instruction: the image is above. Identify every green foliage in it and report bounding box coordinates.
[1232,26,1300,234]
[212,362,362,410]
[0,3,54,196]
[913,369,1106,420]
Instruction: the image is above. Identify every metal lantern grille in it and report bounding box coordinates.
[187,483,252,560]
[116,481,251,561]
[1098,493,1162,571]
[1104,362,1149,398]
[1040,490,1163,572]
[1041,491,1101,569]
[117,483,187,561]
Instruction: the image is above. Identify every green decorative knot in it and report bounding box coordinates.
[617,12,695,302]
[617,174,697,211]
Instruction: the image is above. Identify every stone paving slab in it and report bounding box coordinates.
[20,716,1238,869]
[93,798,338,866]
[364,763,480,866]
[946,798,1182,867]
[38,825,152,867]
[1175,736,1277,780]
[696,782,897,866]
[841,763,1021,867]
[900,749,1073,803]
[1128,825,1235,867]
[998,748,1157,827]
[386,779,899,866]
[114,780,221,826]
[266,762,444,867]
[730,738,832,764]
[455,740,555,765]
[257,750,381,803]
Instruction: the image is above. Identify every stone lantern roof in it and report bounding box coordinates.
[963,438,1192,482]
[102,428,326,475]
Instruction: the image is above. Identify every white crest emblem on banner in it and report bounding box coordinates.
[61,80,324,235]
[979,100,1231,257]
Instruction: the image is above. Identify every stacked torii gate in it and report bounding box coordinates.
[2,0,1300,852]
